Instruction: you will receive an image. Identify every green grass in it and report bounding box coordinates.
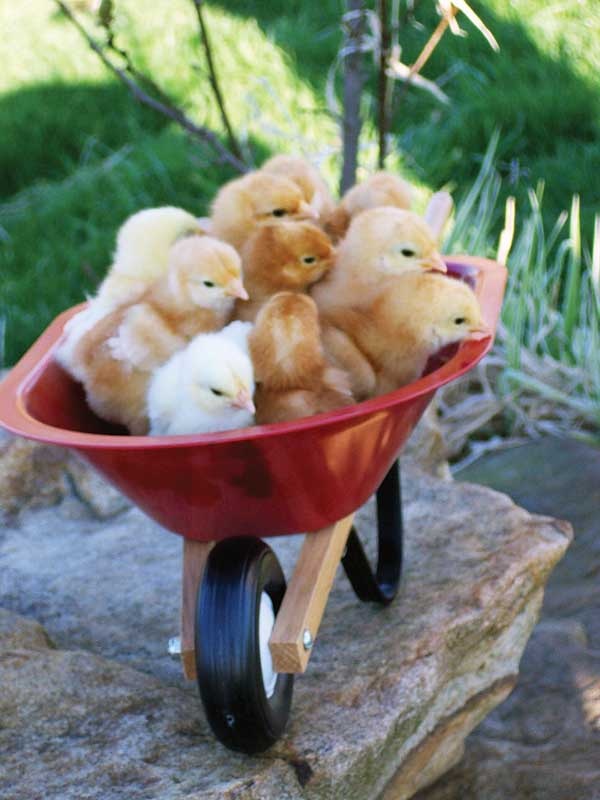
[1,0,600,366]
[441,137,600,454]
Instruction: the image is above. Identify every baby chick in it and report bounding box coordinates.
[261,155,336,221]
[322,271,488,400]
[248,292,354,424]
[312,206,446,314]
[325,171,414,241]
[210,171,318,250]
[56,207,206,373]
[236,220,336,322]
[147,321,255,436]
[95,206,205,309]
[65,236,247,434]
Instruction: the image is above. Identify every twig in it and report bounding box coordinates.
[55,0,247,173]
[386,4,457,125]
[190,0,244,161]
[408,5,458,86]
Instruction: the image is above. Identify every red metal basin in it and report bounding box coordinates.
[0,256,506,541]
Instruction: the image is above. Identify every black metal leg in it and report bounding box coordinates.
[341,459,404,605]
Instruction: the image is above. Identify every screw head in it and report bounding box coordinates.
[302,629,313,651]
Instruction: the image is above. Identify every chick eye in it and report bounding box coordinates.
[272,208,287,217]
[210,388,224,396]
[454,317,467,325]
[203,280,215,288]
[401,247,416,258]
[302,256,316,264]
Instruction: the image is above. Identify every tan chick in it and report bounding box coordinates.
[325,171,414,241]
[261,155,336,221]
[64,236,247,434]
[236,220,336,322]
[56,207,206,373]
[210,171,318,250]
[312,206,446,314]
[321,271,488,401]
[248,292,354,424]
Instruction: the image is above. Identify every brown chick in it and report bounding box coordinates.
[67,236,247,434]
[235,220,336,322]
[312,206,446,315]
[325,171,414,241]
[210,171,318,250]
[248,292,354,424]
[261,155,336,221]
[321,271,488,401]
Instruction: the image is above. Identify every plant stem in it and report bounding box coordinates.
[191,0,244,161]
[394,4,457,114]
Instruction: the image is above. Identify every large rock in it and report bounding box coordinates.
[415,438,600,800]
[412,618,600,800]
[0,428,129,519]
[0,463,570,799]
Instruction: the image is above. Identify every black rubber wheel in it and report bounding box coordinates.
[195,537,294,753]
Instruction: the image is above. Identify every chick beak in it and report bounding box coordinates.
[232,389,255,414]
[467,323,491,341]
[298,200,319,221]
[423,253,447,273]
[226,280,249,300]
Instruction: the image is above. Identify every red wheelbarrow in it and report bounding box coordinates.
[0,255,506,753]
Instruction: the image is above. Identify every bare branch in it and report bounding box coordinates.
[390,4,457,116]
[190,0,244,161]
[54,0,248,173]
[409,4,458,80]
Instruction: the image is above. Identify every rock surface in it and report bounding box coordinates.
[0,458,570,800]
[414,438,600,800]
[0,428,129,520]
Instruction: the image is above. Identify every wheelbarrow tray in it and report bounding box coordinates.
[0,256,506,542]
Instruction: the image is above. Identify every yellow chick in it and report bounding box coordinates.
[210,171,318,250]
[248,292,354,424]
[147,321,255,436]
[261,155,336,221]
[235,220,335,322]
[312,206,446,314]
[64,236,246,434]
[95,206,205,309]
[322,271,488,400]
[325,171,414,241]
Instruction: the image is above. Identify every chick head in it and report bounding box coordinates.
[167,235,247,307]
[343,172,413,216]
[342,207,446,280]
[238,172,318,224]
[250,292,323,386]
[261,155,329,212]
[425,277,488,347]
[180,331,255,416]
[245,221,335,290]
[114,206,204,273]
[382,272,488,351]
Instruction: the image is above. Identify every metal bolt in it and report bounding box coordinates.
[302,629,313,651]
[167,636,181,658]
